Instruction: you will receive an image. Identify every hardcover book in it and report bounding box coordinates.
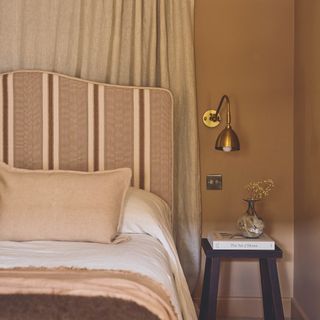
[208,231,275,250]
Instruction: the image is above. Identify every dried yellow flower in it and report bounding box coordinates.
[244,179,274,201]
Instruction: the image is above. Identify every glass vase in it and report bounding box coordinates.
[237,199,264,238]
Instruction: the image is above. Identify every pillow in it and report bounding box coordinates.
[120,187,172,235]
[0,163,131,243]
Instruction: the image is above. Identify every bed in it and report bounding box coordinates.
[0,70,197,320]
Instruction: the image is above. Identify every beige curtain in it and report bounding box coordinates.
[0,0,201,291]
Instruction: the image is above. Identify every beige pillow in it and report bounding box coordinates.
[0,163,131,243]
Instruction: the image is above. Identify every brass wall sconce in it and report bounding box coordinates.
[203,95,240,152]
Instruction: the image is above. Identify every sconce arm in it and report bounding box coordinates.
[213,94,231,125]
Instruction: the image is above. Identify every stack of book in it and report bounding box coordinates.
[208,231,275,250]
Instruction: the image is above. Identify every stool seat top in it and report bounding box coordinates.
[201,238,283,259]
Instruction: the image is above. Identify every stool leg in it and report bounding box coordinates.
[260,258,275,320]
[199,256,221,320]
[267,258,285,320]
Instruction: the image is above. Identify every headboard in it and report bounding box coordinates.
[0,70,173,207]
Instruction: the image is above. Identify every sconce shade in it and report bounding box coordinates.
[215,125,240,152]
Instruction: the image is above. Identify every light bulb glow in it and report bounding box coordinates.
[222,146,232,152]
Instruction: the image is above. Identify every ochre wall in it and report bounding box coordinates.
[195,0,294,317]
[294,1,320,319]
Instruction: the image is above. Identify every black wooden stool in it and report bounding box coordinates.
[199,238,284,320]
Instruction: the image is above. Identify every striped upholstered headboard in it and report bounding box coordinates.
[0,70,173,207]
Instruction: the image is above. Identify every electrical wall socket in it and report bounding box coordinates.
[206,174,222,190]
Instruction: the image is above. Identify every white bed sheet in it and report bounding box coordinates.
[0,234,181,318]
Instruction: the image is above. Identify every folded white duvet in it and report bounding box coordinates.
[0,234,181,318]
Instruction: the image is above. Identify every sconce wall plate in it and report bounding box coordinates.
[203,109,221,128]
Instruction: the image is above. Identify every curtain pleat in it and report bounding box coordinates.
[0,0,201,292]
